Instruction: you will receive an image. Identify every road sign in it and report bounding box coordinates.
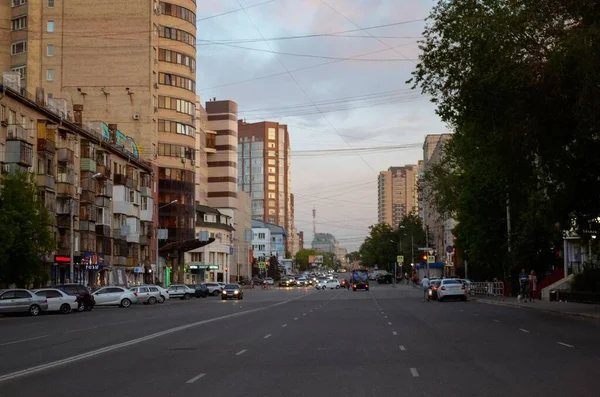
[397,255,404,263]
[258,262,266,269]
[427,256,435,264]
[446,245,454,253]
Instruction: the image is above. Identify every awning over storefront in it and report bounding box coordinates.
[159,238,215,254]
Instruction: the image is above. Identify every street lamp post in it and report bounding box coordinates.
[156,200,178,285]
[70,172,102,283]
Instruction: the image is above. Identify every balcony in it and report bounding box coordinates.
[38,138,56,153]
[95,196,110,208]
[112,227,128,240]
[114,174,128,186]
[79,204,98,222]
[96,224,111,236]
[96,163,111,179]
[37,123,56,153]
[113,256,127,266]
[56,214,71,229]
[139,235,149,246]
[98,180,113,197]
[6,141,33,167]
[7,125,28,142]
[57,182,76,197]
[36,174,56,190]
[57,148,75,164]
[80,189,96,203]
[79,221,96,232]
[126,257,136,267]
[140,186,152,197]
[97,236,112,255]
[80,158,97,173]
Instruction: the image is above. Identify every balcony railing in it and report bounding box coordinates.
[37,138,56,153]
[57,148,75,163]
[36,174,56,190]
[6,125,28,141]
[114,174,128,186]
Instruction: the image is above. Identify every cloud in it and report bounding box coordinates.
[196,0,443,250]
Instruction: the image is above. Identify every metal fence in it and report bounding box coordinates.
[469,282,505,297]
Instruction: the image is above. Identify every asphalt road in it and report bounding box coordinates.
[1,282,599,396]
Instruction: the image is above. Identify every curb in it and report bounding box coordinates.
[471,297,600,322]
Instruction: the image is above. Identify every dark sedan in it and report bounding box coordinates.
[187,284,209,298]
[221,284,244,300]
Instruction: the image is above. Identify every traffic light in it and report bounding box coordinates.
[225,266,229,272]
[422,254,427,261]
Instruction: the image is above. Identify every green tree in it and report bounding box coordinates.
[0,172,54,288]
[408,0,596,281]
[346,251,360,263]
[267,255,280,280]
[396,212,428,273]
[294,249,319,271]
[359,223,397,272]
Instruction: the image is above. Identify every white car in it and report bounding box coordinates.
[437,279,468,302]
[33,288,78,314]
[316,279,340,290]
[168,284,195,300]
[92,286,139,308]
[264,277,275,285]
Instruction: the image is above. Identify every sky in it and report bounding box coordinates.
[195,0,447,251]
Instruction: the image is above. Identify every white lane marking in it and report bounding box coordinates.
[493,319,500,323]
[557,342,574,348]
[399,345,406,351]
[263,334,272,339]
[460,309,464,312]
[108,320,137,326]
[384,316,388,319]
[0,335,49,347]
[309,310,313,312]
[410,368,420,377]
[519,328,530,333]
[473,313,479,316]
[392,331,398,336]
[64,326,99,334]
[0,294,307,384]
[302,313,306,316]
[387,322,392,325]
[281,324,288,328]
[235,349,247,356]
[186,373,206,384]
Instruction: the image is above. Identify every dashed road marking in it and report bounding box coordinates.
[302,313,306,316]
[493,319,500,323]
[64,326,98,334]
[519,328,530,333]
[557,342,574,348]
[460,309,464,312]
[473,313,479,316]
[294,317,298,320]
[0,335,49,347]
[410,368,420,377]
[281,324,288,328]
[235,349,247,356]
[263,334,272,339]
[387,322,392,325]
[399,345,406,351]
[186,373,206,384]
[392,331,398,336]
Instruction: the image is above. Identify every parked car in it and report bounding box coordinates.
[428,279,442,300]
[168,284,195,300]
[202,282,223,296]
[187,284,209,298]
[33,288,79,313]
[54,283,95,312]
[437,279,468,302]
[129,286,161,304]
[92,286,138,308]
[316,279,341,290]
[0,289,48,316]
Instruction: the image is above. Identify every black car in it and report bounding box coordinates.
[279,277,295,287]
[187,284,209,298]
[54,283,95,311]
[377,274,394,284]
[221,284,244,300]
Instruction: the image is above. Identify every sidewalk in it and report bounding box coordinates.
[471,295,600,321]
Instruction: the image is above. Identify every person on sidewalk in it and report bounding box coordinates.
[421,274,431,302]
[529,270,538,302]
[518,269,529,302]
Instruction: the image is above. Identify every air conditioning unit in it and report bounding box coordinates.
[0,119,7,127]
[154,3,161,15]
[77,187,82,195]
[190,160,196,166]
[2,164,10,173]
[153,83,159,89]
[132,113,140,120]
[153,106,158,113]
[28,166,34,174]
[181,158,186,164]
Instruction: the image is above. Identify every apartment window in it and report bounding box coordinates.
[12,0,27,6]
[159,2,196,25]
[268,183,276,191]
[268,175,276,182]
[158,26,196,47]
[157,96,195,116]
[158,143,195,160]
[141,196,149,211]
[8,110,16,125]
[267,142,275,148]
[47,21,54,32]
[0,106,5,123]
[158,49,196,72]
[47,44,54,56]
[11,65,26,80]
[268,167,276,174]
[11,16,27,31]
[268,128,276,140]
[158,73,195,92]
[268,192,276,199]
[48,0,54,7]
[11,41,27,55]
[158,119,195,137]
[46,69,54,81]
[268,159,276,165]
[267,151,276,157]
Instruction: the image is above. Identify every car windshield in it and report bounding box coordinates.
[225,284,240,289]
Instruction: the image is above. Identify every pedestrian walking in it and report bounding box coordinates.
[421,274,431,302]
[518,268,528,302]
[529,270,538,302]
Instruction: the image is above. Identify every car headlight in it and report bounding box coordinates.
[222,290,226,294]
[234,290,239,294]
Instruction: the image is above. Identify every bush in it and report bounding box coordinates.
[571,265,600,293]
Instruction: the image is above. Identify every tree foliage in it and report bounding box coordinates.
[294,249,319,271]
[410,0,600,281]
[0,172,54,287]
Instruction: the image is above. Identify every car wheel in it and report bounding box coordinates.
[221,297,227,300]
[438,296,444,302]
[29,305,41,316]
[59,303,72,314]
[77,302,85,312]
[183,294,190,300]
[213,290,221,296]
[335,286,340,289]
[120,298,132,308]
[148,296,157,305]
[240,295,243,300]
[158,295,165,304]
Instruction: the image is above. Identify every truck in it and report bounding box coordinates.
[351,269,370,291]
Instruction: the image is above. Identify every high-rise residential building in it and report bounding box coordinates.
[377,165,418,227]
[1,0,202,283]
[237,121,293,242]
[298,231,304,250]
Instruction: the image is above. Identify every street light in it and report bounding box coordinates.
[70,172,102,283]
[156,199,178,284]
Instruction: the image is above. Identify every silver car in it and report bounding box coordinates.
[0,289,49,316]
[92,286,138,308]
[129,286,161,305]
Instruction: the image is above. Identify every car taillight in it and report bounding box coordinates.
[461,285,466,289]
[441,286,446,290]
[133,292,138,296]
[434,286,438,290]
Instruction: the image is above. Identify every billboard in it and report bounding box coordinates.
[309,255,324,264]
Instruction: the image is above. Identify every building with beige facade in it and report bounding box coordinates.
[1,77,156,287]
[377,165,418,228]
[1,0,208,284]
[237,120,295,255]
[421,133,454,268]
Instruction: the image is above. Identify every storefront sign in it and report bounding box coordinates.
[187,264,219,270]
[54,255,81,264]
[133,267,145,273]
[85,264,100,270]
